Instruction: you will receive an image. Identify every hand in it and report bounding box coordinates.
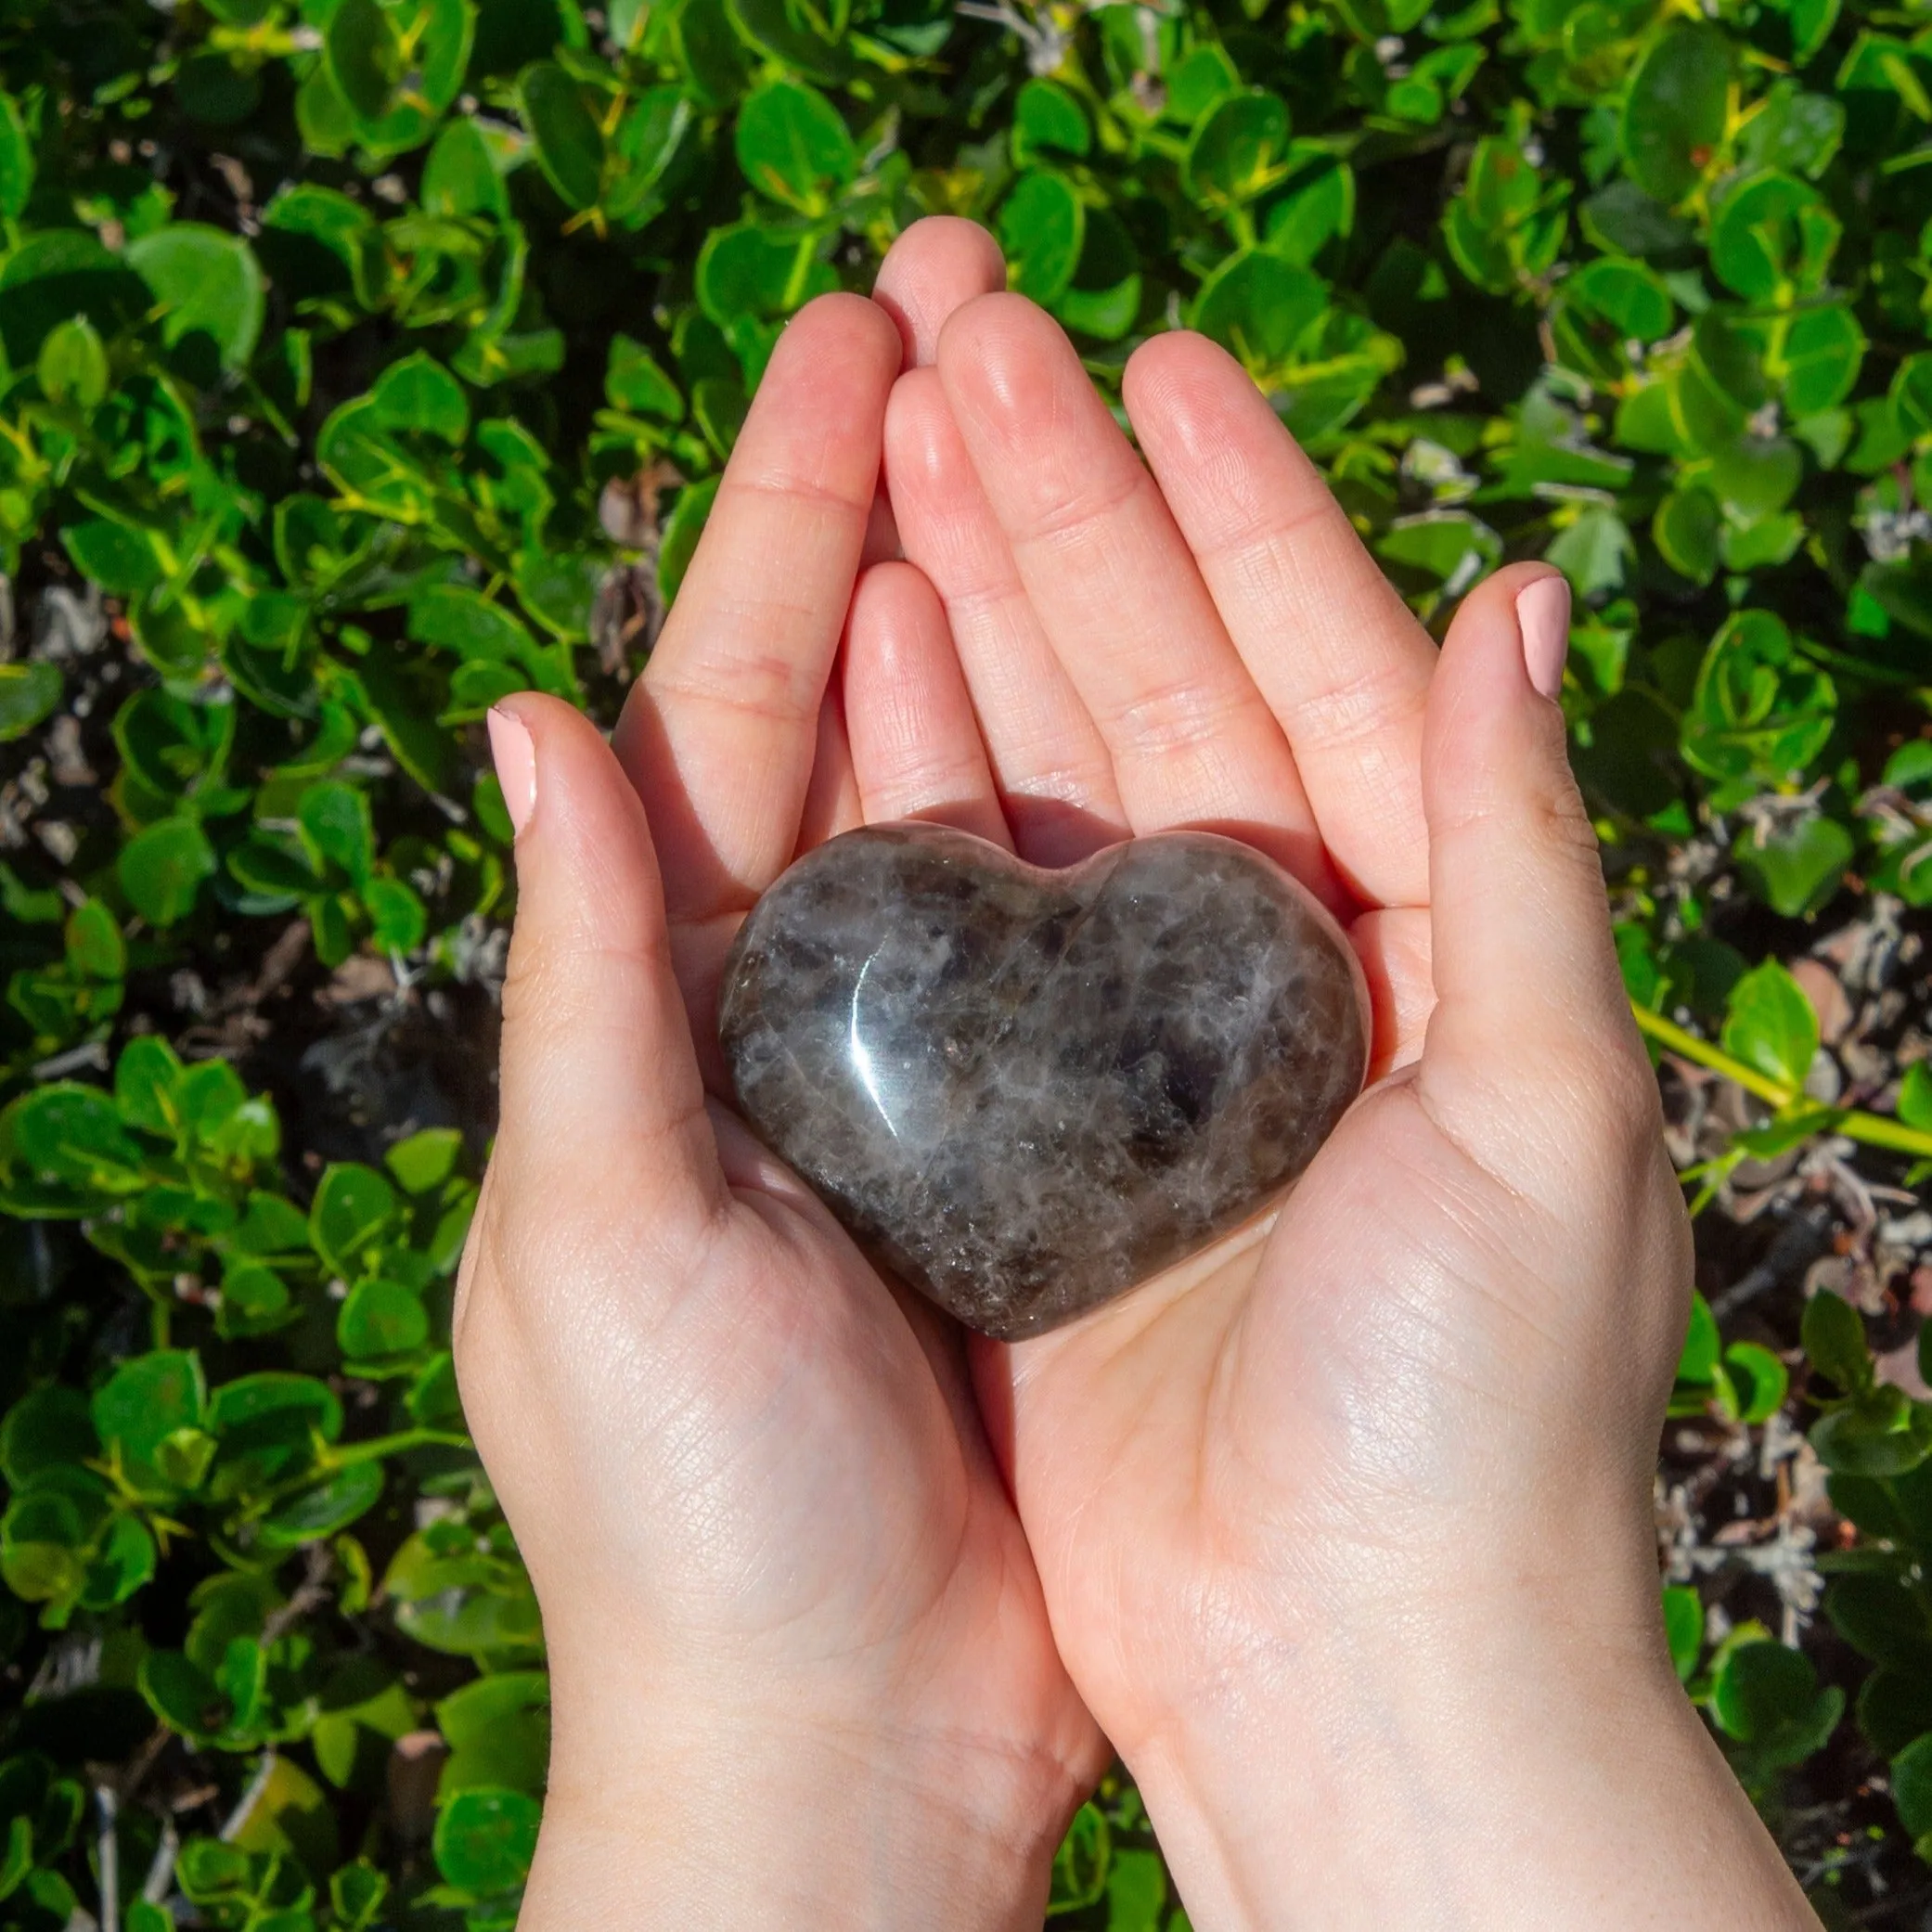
[453,292,1103,1932]
[847,219,1821,1930]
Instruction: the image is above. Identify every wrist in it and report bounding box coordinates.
[526,1671,1081,1932]
[1124,1594,1815,1932]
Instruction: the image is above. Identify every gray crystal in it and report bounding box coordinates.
[718,824,1369,1340]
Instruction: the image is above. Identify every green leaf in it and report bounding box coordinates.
[1184,90,1293,212]
[1900,1061,1932,1133]
[606,336,682,419]
[1707,435,1801,520]
[1677,1291,1721,1385]
[93,1351,208,1464]
[310,1163,400,1280]
[365,877,427,953]
[1734,813,1853,918]
[1895,1732,1932,1838]
[1049,1801,1109,1913]
[1378,510,1500,591]
[210,1370,342,1447]
[1102,1848,1166,1932]
[1725,1342,1790,1424]
[1,1386,97,1488]
[1567,257,1674,341]
[1619,24,1729,204]
[734,79,855,214]
[1664,1585,1703,1681]
[1681,610,1835,787]
[0,663,60,742]
[660,474,719,604]
[1772,304,1863,417]
[331,1861,391,1932]
[1654,487,1720,586]
[1545,505,1633,600]
[518,62,605,211]
[1710,172,1835,303]
[1012,80,1090,165]
[370,353,469,444]
[340,1276,431,1359]
[299,782,377,885]
[999,172,1086,305]
[1802,1291,1873,1396]
[607,87,693,228]
[1827,1574,1932,1671]
[6,1084,145,1198]
[1191,249,1327,372]
[37,317,108,408]
[217,1263,294,1339]
[1811,1392,1929,1477]
[423,117,509,221]
[408,585,537,664]
[695,221,832,325]
[0,92,33,220]
[1722,960,1819,1090]
[435,1671,550,1795]
[119,818,216,928]
[1264,150,1354,266]
[432,1788,541,1894]
[61,519,163,598]
[272,1475,393,1554]
[139,1648,227,1743]
[125,225,265,374]
[1711,1638,1838,1762]
[726,0,853,82]
[0,1814,32,1901]
[385,1127,463,1193]
[326,0,402,121]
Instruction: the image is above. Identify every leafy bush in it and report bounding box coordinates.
[0,0,1930,1919]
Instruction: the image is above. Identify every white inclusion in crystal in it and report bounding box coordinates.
[847,954,899,1140]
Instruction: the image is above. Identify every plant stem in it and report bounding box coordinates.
[330,1426,472,1466]
[1630,1001,1932,1162]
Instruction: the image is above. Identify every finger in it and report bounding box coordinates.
[937,294,1340,904]
[484,697,727,1248]
[842,560,1011,849]
[795,687,866,853]
[883,366,1127,865]
[1124,332,1436,909]
[618,293,901,923]
[873,216,1007,367]
[1416,568,1654,1165]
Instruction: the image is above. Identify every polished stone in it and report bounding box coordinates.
[718,824,1368,1339]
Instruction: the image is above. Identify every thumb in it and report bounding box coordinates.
[1417,566,1653,1169]
[483,694,726,1248]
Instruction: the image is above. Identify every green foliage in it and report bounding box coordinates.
[0,0,1927,1914]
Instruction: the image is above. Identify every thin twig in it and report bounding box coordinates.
[1631,1001,1932,1161]
[219,1752,277,1843]
[95,1785,119,1932]
[140,1819,178,1906]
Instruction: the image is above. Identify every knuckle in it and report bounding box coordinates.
[1551,1037,1665,1153]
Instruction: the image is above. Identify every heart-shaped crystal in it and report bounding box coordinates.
[718,824,1368,1339]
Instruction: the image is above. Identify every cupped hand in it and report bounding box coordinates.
[852,220,1820,1930]
[452,291,1102,1932]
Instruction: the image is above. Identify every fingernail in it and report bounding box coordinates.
[487,707,536,837]
[1516,575,1571,701]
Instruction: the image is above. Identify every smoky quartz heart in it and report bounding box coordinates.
[717,823,1369,1340]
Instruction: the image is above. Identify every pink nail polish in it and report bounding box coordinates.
[487,707,536,836]
[1515,575,1571,700]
